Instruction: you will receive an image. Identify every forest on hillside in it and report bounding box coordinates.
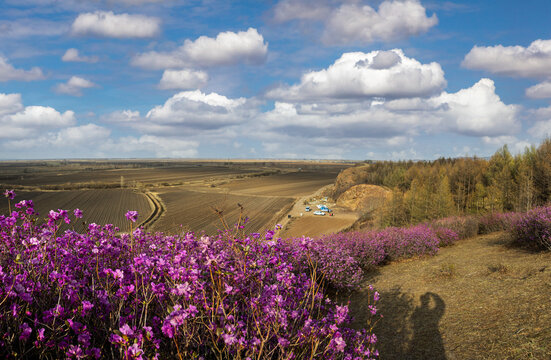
[335,138,551,227]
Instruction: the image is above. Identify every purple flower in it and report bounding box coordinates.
[335,305,349,325]
[161,323,174,338]
[368,305,378,315]
[66,345,84,358]
[4,189,15,199]
[126,343,143,359]
[331,332,346,352]
[82,300,94,315]
[224,283,234,294]
[109,333,124,344]
[19,323,32,341]
[277,337,290,348]
[48,210,61,221]
[37,328,45,341]
[125,210,139,223]
[222,333,237,345]
[0,195,383,359]
[74,208,83,218]
[120,323,134,336]
[113,269,124,280]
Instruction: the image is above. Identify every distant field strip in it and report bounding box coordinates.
[4,166,255,187]
[1,189,152,233]
[152,188,294,235]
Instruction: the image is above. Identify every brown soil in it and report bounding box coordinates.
[280,215,357,238]
[332,164,371,198]
[336,184,391,212]
[346,233,551,360]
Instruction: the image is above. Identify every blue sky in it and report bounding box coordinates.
[1,0,551,160]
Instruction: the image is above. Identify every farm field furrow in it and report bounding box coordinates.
[152,188,294,235]
[220,172,337,197]
[1,189,152,233]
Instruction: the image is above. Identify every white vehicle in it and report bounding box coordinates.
[313,210,325,216]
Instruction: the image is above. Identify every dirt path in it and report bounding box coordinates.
[346,233,551,360]
[139,191,166,230]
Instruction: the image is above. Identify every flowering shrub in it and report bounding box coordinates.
[296,224,443,291]
[285,236,366,290]
[0,192,380,359]
[431,227,459,247]
[375,225,440,261]
[478,211,522,234]
[512,205,551,251]
[428,215,479,240]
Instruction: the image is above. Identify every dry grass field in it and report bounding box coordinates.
[0,189,152,233]
[346,232,551,360]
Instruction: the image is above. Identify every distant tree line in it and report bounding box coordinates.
[349,138,551,227]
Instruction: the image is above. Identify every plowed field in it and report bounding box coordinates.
[1,189,152,233]
[152,188,294,235]
[1,160,352,237]
[219,172,337,196]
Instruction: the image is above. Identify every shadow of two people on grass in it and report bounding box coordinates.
[348,286,447,360]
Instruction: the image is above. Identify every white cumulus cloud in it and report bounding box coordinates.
[54,76,97,96]
[0,56,45,82]
[528,105,551,138]
[271,0,437,45]
[266,50,446,101]
[51,123,111,146]
[429,78,520,137]
[0,98,75,140]
[0,93,24,116]
[260,78,518,144]
[462,39,551,78]
[143,90,249,133]
[526,81,551,99]
[323,0,438,44]
[71,11,161,38]
[132,28,268,69]
[158,69,208,90]
[62,48,99,63]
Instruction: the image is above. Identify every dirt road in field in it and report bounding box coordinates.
[139,191,165,230]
